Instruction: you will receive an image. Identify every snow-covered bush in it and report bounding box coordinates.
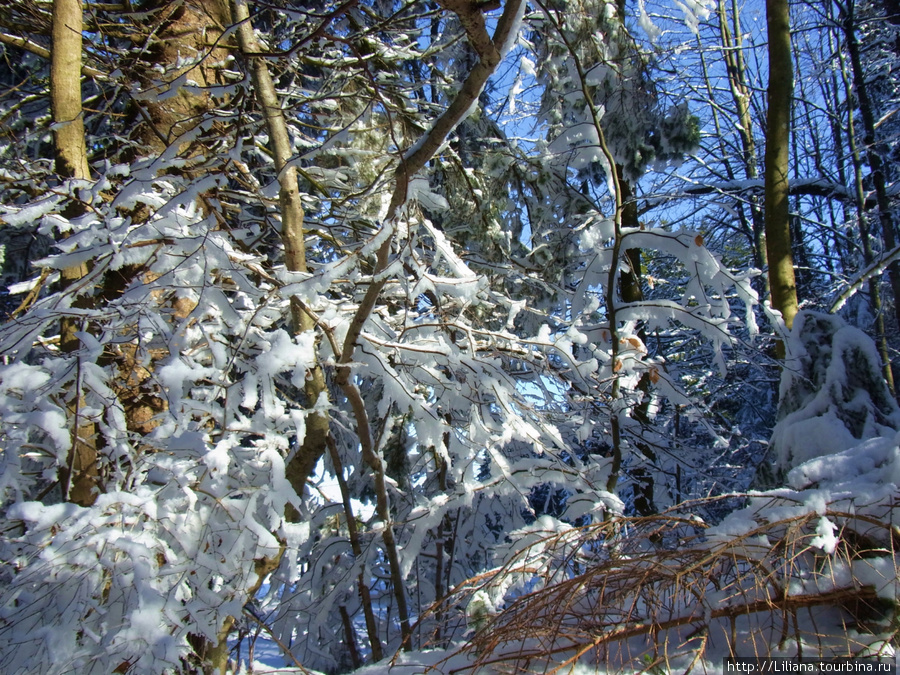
[771,311,900,474]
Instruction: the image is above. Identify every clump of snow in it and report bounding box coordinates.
[637,0,662,41]
[809,516,839,554]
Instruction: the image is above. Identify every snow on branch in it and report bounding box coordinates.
[677,176,894,209]
[830,243,900,313]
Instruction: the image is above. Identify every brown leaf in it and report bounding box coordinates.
[620,336,644,351]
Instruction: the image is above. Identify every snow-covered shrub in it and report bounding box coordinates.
[0,166,302,672]
[771,311,900,474]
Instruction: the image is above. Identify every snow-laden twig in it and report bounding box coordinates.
[830,243,900,313]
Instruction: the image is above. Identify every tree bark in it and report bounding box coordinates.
[330,0,524,651]
[327,436,383,661]
[51,0,97,507]
[764,0,799,334]
[616,174,658,516]
[127,0,232,156]
[51,0,89,181]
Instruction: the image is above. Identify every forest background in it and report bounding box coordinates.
[1,0,900,673]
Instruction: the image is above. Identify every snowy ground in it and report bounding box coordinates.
[230,643,464,675]
[229,645,899,675]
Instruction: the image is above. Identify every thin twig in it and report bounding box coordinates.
[242,607,315,675]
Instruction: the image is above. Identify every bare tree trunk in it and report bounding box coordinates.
[128,0,233,157]
[51,0,97,507]
[103,1,234,445]
[329,0,524,652]
[835,5,896,394]
[327,436,384,661]
[181,4,338,671]
[764,0,799,335]
[232,0,330,515]
[616,174,658,516]
[719,0,768,286]
[843,0,900,387]
[51,0,89,181]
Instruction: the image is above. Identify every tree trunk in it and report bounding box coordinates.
[232,0,330,515]
[51,0,89,181]
[127,1,232,157]
[327,436,384,661]
[617,173,657,516]
[836,10,896,394]
[764,0,799,334]
[719,0,768,285]
[843,1,900,385]
[51,0,97,507]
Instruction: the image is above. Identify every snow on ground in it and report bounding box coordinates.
[231,644,472,675]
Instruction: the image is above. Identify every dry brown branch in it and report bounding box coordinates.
[421,505,900,674]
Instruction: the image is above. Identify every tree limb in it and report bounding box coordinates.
[338,0,523,367]
[0,31,106,80]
